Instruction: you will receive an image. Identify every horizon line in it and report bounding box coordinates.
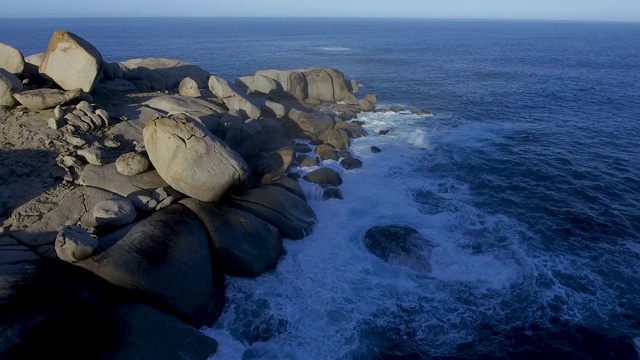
[0,16,639,23]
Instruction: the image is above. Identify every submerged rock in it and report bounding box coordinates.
[363,224,435,272]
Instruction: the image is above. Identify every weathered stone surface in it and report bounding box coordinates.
[365,93,378,105]
[115,152,152,176]
[252,147,295,183]
[77,147,105,165]
[143,115,250,202]
[121,58,211,90]
[77,204,225,327]
[13,88,83,110]
[363,224,435,272]
[0,68,22,106]
[295,154,319,168]
[260,99,287,118]
[181,199,282,277]
[303,167,343,186]
[334,121,368,138]
[229,185,316,240]
[236,74,281,95]
[79,163,167,197]
[0,43,25,76]
[208,75,261,119]
[223,121,261,160]
[178,76,200,97]
[55,225,98,263]
[256,70,307,99]
[320,129,350,149]
[143,95,224,116]
[288,109,335,139]
[11,186,119,247]
[304,69,335,102]
[340,157,363,170]
[93,197,137,226]
[315,144,340,161]
[358,98,375,112]
[267,177,307,201]
[135,67,166,91]
[39,31,103,92]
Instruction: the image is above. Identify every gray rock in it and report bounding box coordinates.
[121,58,211,90]
[208,75,262,119]
[411,108,432,116]
[77,204,225,327]
[229,185,316,240]
[255,70,307,99]
[55,225,98,263]
[350,79,359,92]
[13,88,83,110]
[53,105,64,120]
[127,192,158,211]
[252,147,296,183]
[320,129,350,149]
[143,95,225,116]
[79,163,167,197]
[304,68,335,102]
[288,109,335,139]
[223,121,261,160]
[181,199,282,277]
[236,74,281,95]
[371,146,382,153]
[365,93,378,105]
[315,144,340,161]
[0,68,22,106]
[77,147,105,165]
[295,154,319,168]
[64,133,87,147]
[135,67,166,91]
[340,157,363,170]
[178,76,200,97]
[93,197,137,226]
[358,98,375,112]
[94,78,137,92]
[143,115,250,202]
[95,108,110,126]
[303,167,343,186]
[261,99,287,118]
[334,121,368,138]
[115,152,151,176]
[76,100,94,114]
[363,224,435,272]
[39,31,103,92]
[0,42,25,75]
[47,117,65,129]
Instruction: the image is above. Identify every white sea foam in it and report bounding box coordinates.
[203,111,624,358]
[317,46,351,51]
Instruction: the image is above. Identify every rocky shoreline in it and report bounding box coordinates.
[0,30,431,358]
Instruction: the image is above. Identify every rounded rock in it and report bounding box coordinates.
[116,152,152,176]
[55,225,98,263]
[93,197,137,226]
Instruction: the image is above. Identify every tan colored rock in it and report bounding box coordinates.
[320,129,351,149]
[208,75,261,119]
[178,77,200,97]
[143,115,251,202]
[39,31,103,92]
[0,43,25,76]
[115,152,151,176]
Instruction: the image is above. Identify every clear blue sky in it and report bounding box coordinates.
[3,0,640,21]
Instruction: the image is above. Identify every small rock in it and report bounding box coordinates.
[55,225,98,263]
[152,187,169,202]
[389,105,404,112]
[48,117,65,129]
[340,158,363,170]
[315,144,340,161]
[294,143,312,153]
[371,146,382,153]
[365,93,378,105]
[352,120,365,126]
[127,193,158,211]
[309,139,324,146]
[65,134,87,147]
[303,167,343,186]
[411,108,432,116]
[103,138,121,148]
[178,77,200,98]
[322,186,344,200]
[76,100,94,114]
[378,129,390,135]
[54,105,64,120]
[77,147,105,165]
[93,197,137,226]
[155,196,174,211]
[295,155,319,168]
[95,108,110,126]
[338,150,352,159]
[116,152,152,176]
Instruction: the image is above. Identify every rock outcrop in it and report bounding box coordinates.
[13,88,83,110]
[363,225,435,272]
[208,75,262,119]
[143,114,251,202]
[39,31,104,92]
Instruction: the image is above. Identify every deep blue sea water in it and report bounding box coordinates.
[2,18,640,359]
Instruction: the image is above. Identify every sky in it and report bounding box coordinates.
[3,0,640,22]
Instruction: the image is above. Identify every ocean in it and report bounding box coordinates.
[2,18,640,359]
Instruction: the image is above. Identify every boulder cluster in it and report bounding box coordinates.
[0,30,388,359]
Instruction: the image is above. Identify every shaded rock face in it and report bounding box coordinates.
[121,57,211,90]
[180,199,282,277]
[0,68,22,106]
[77,204,225,328]
[303,167,343,186]
[39,30,103,92]
[363,225,435,272]
[229,185,316,240]
[208,75,261,119]
[0,42,25,75]
[143,115,251,202]
[12,88,83,110]
[288,109,335,139]
[55,225,98,263]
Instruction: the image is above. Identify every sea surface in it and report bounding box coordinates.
[2,18,640,359]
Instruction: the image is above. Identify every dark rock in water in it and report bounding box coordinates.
[77,204,225,328]
[295,154,319,168]
[180,199,283,277]
[341,157,363,170]
[228,185,317,240]
[334,121,368,138]
[315,144,340,161]
[363,224,435,272]
[411,108,432,116]
[309,139,324,146]
[352,120,365,126]
[294,143,312,153]
[371,146,382,153]
[287,172,301,181]
[303,167,343,186]
[338,150,352,159]
[265,177,307,201]
[378,129,390,135]
[389,105,404,112]
[322,186,343,200]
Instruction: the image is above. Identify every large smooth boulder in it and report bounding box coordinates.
[304,68,335,102]
[228,185,316,240]
[0,68,22,106]
[181,199,282,277]
[208,75,261,119]
[251,147,295,183]
[287,109,335,139]
[320,129,350,149]
[255,70,307,99]
[77,204,225,327]
[363,224,435,272]
[12,88,83,110]
[121,58,211,90]
[39,31,103,92]
[143,115,251,202]
[0,43,25,76]
[303,167,343,186]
